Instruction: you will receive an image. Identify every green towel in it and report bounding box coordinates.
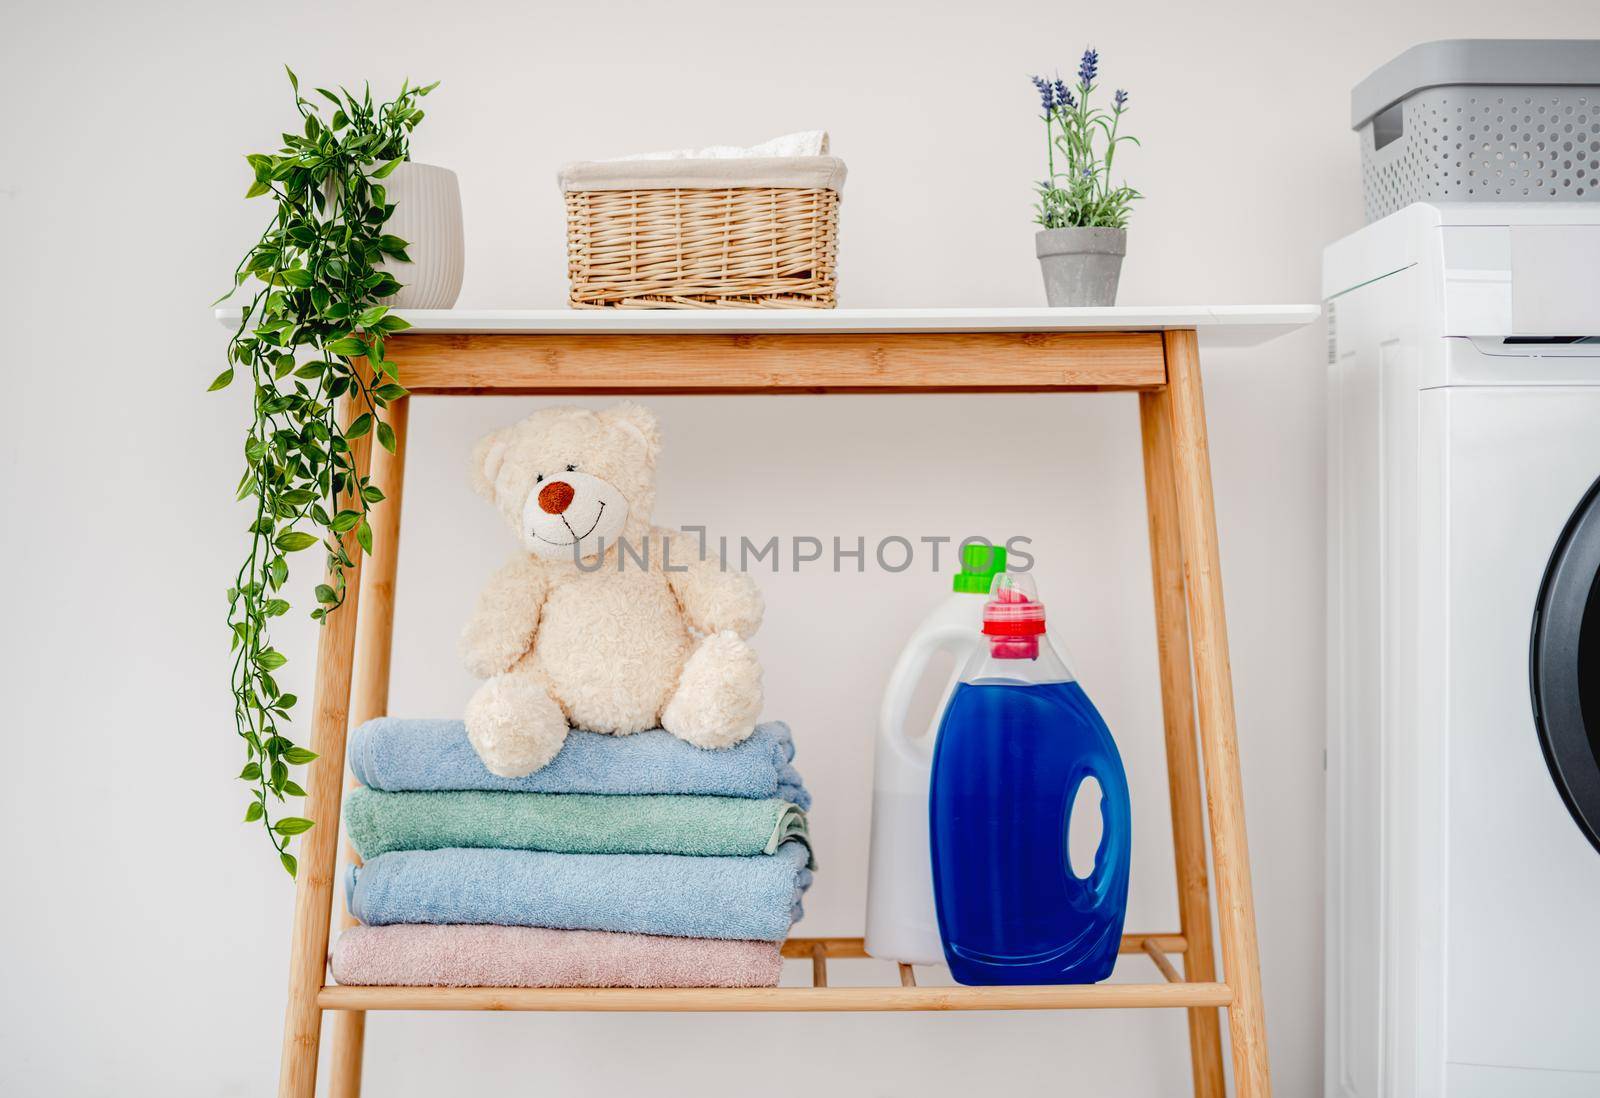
[345,787,811,862]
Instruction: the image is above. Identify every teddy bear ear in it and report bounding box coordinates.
[600,401,661,462]
[469,426,512,501]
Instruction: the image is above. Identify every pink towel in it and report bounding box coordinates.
[331,924,783,988]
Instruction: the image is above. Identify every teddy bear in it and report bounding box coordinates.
[459,401,765,777]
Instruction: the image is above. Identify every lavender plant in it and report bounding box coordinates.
[1030,48,1140,229]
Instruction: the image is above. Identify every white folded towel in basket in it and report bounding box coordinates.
[559,143,846,194]
[610,130,829,161]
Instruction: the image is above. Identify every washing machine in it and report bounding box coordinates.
[1324,202,1600,1098]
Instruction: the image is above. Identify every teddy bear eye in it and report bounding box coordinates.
[565,463,577,472]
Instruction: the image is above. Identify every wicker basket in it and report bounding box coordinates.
[560,157,846,309]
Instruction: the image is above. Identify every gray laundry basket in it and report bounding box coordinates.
[1354,39,1600,221]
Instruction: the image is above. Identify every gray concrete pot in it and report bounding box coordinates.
[1036,227,1126,307]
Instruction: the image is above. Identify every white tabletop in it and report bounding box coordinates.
[215,305,1318,347]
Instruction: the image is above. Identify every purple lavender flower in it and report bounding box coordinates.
[1114,88,1129,110]
[1052,77,1077,110]
[1030,74,1054,113]
[1078,47,1099,88]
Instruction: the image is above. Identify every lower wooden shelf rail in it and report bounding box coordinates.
[317,934,1230,1013]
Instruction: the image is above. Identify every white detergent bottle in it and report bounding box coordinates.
[865,542,1007,964]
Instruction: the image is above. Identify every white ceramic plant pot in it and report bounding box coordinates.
[378,162,464,308]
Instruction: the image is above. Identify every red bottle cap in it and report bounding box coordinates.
[982,573,1044,658]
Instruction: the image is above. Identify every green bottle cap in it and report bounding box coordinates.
[952,543,1007,593]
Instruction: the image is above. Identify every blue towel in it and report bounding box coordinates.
[349,719,809,810]
[345,843,811,942]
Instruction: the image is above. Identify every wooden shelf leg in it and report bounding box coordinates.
[278,397,375,1098]
[1161,330,1272,1097]
[326,397,410,1098]
[1139,387,1227,1098]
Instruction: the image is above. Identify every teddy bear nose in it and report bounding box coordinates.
[537,480,575,515]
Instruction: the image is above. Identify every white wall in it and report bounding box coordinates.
[5,1,1597,1094]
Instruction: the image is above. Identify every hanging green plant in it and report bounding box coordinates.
[214,68,436,876]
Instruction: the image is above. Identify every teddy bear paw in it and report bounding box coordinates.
[465,673,569,777]
[661,631,763,749]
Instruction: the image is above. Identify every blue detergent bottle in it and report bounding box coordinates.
[929,572,1132,985]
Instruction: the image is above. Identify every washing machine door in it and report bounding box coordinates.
[1531,473,1600,855]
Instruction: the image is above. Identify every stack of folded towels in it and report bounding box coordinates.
[331,719,812,989]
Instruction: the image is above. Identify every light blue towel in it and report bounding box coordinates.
[349,719,809,810]
[345,843,811,942]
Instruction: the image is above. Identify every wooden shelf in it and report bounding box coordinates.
[317,936,1227,1013]
[214,304,1319,395]
[213,304,1319,341]
[378,330,1168,395]
[268,318,1312,1096]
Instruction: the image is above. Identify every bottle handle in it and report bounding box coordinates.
[1064,763,1131,909]
[878,623,975,768]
